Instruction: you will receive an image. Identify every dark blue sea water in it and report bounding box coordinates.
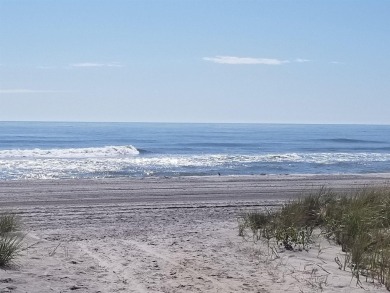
[0,122,390,179]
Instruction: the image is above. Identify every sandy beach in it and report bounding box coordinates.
[1,174,390,292]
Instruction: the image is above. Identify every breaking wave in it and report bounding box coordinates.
[0,145,140,159]
[1,151,390,180]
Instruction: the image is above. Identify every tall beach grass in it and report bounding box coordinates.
[0,212,23,267]
[239,187,390,290]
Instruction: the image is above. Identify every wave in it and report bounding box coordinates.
[1,150,389,164]
[132,153,390,166]
[1,151,390,179]
[315,138,385,144]
[183,142,253,147]
[0,145,140,159]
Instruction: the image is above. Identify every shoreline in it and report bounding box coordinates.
[2,171,390,181]
[1,174,390,292]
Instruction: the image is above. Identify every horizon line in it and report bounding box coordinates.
[0,120,389,126]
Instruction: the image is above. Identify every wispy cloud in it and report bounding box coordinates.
[330,61,344,64]
[203,56,311,65]
[0,89,66,94]
[203,56,288,65]
[294,58,310,63]
[70,62,124,68]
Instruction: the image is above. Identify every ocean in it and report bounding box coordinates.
[0,122,389,180]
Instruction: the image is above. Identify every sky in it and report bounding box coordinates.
[0,0,389,124]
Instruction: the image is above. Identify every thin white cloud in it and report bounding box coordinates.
[203,56,311,65]
[294,58,310,63]
[70,62,124,68]
[0,89,65,94]
[203,56,289,65]
[330,61,344,64]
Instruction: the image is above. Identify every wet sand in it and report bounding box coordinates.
[1,174,390,292]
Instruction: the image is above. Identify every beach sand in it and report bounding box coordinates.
[1,174,390,292]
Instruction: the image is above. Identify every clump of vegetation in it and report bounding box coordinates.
[0,213,20,236]
[0,212,23,267]
[239,187,390,290]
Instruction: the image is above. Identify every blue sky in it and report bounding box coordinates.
[0,0,389,124]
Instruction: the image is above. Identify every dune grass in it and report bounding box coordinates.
[0,212,23,267]
[0,233,24,267]
[0,213,20,236]
[239,187,390,290]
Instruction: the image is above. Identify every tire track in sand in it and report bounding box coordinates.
[78,239,247,292]
[78,242,149,293]
[123,238,244,292]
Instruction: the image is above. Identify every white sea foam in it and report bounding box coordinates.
[0,151,390,179]
[0,145,139,159]
[1,150,390,179]
[124,153,389,167]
